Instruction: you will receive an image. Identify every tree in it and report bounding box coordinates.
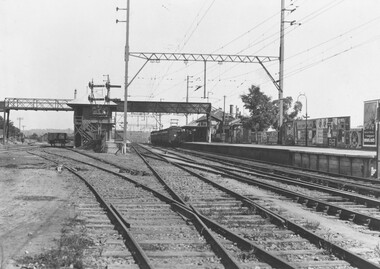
[240,85,302,131]
[29,133,39,140]
[0,115,20,137]
[272,96,303,129]
[240,85,275,131]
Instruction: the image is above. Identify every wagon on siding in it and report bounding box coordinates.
[47,132,68,147]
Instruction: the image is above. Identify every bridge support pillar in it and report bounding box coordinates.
[206,112,211,143]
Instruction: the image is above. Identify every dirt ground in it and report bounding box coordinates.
[0,149,79,268]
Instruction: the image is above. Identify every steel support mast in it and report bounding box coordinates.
[279,0,285,128]
[123,0,130,153]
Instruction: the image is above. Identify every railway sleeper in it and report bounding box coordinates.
[240,230,295,241]
[270,249,327,256]
[325,206,341,216]
[325,197,350,202]
[368,218,380,230]
[315,203,328,212]
[117,213,184,220]
[147,263,226,269]
[351,214,374,226]
[305,200,318,209]
[260,240,312,249]
[293,260,350,268]
[127,219,189,226]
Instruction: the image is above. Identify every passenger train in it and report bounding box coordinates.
[150,126,184,146]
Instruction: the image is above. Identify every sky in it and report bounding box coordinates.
[1,0,380,130]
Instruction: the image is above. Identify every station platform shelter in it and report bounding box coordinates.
[181,142,377,178]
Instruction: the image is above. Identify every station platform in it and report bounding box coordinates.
[181,142,377,178]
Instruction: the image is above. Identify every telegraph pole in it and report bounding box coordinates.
[203,61,207,99]
[279,0,285,128]
[16,117,23,133]
[279,0,300,130]
[223,95,226,141]
[116,0,130,154]
[186,76,193,125]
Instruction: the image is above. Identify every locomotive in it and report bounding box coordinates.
[150,126,183,146]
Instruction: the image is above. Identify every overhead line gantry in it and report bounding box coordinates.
[129,52,280,101]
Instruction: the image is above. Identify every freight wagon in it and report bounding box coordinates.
[47,132,68,147]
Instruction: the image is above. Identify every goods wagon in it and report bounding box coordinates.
[150,126,183,146]
[48,132,68,147]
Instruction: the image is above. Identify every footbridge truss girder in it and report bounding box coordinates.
[3,98,72,111]
[2,98,211,115]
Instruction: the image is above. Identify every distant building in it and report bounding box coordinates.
[182,108,236,142]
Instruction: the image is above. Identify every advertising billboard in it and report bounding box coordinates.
[363,100,378,147]
[282,116,350,148]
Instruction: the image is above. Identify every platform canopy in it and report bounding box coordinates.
[115,101,211,114]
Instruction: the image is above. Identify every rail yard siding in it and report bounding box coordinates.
[184,143,376,178]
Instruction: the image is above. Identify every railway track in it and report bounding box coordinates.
[170,147,380,192]
[29,148,275,268]
[37,147,379,268]
[0,144,40,153]
[147,146,380,232]
[164,146,377,195]
[133,144,380,268]
[27,147,380,268]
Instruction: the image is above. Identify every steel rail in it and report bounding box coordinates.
[194,151,380,197]
[131,144,186,204]
[0,145,40,153]
[138,145,380,269]
[176,158,380,230]
[66,167,154,269]
[175,147,380,187]
[191,159,380,209]
[152,147,380,226]
[54,147,297,269]
[34,149,243,269]
[27,151,154,269]
[133,144,297,269]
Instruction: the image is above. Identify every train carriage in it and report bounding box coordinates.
[150,126,183,146]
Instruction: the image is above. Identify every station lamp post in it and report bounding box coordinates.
[297,93,308,146]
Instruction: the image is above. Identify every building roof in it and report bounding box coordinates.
[196,108,235,123]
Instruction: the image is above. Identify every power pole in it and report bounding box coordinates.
[116,0,130,153]
[159,99,164,129]
[16,117,23,133]
[203,61,207,99]
[279,0,300,130]
[222,95,226,141]
[186,76,193,125]
[279,0,285,129]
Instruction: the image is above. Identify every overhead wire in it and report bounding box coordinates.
[207,0,349,94]
[148,0,216,99]
[154,1,284,91]
[284,34,380,79]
